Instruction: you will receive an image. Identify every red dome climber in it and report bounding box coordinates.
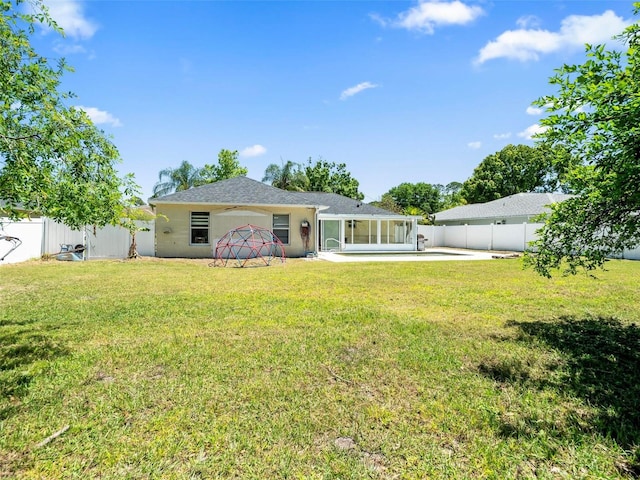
[212,224,286,267]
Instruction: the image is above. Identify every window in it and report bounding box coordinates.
[273,214,290,244]
[190,212,210,244]
[350,219,372,244]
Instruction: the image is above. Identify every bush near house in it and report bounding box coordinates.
[1,259,639,478]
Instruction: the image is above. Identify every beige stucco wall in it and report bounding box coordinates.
[155,204,317,258]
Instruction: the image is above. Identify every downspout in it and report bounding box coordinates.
[313,207,318,255]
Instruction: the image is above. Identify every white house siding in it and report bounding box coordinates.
[0,217,44,264]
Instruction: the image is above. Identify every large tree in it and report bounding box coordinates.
[152,160,202,198]
[262,160,309,191]
[0,0,133,229]
[436,182,466,210]
[526,8,640,277]
[460,144,573,204]
[304,158,363,200]
[370,193,402,213]
[385,182,443,216]
[201,149,247,184]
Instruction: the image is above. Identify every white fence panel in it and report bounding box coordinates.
[418,225,438,248]
[44,220,156,259]
[466,225,492,250]
[85,225,129,258]
[2,218,156,264]
[423,222,640,260]
[43,220,84,254]
[0,218,44,264]
[135,222,155,256]
[443,225,467,248]
[493,224,527,251]
[525,223,543,248]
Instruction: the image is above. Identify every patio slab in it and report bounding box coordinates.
[317,248,501,263]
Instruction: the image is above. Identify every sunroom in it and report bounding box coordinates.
[318,214,419,252]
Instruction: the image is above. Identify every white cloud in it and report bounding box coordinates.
[493,132,512,140]
[52,41,86,55]
[517,124,547,140]
[76,106,122,127]
[467,141,482,149]
[240,145,267,157]
[44,0,98,39]
[378,0,484,34]
[516,15,541,29]
[476,10,630,64]
[340,82,379,100]
[526,106,543,115]
[476,29,561,63]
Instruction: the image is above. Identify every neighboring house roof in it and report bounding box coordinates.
[150,176,399,216]
[435,192,574,222]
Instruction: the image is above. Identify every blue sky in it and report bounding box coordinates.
[31,0,634,203]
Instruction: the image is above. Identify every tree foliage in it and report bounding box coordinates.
[118,191,159,259]
[526,9,640,277]
[262,160,309,191]
[436,182,466,210]
[201,149,247,184]
[153,150,247,198]
[0,0,133,229]
[385,182,443,216]
[369,193,402,213]
[304,158,363,200]
[152,160,202,198]
[460,144,574,204]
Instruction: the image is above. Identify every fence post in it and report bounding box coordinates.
[490,223,494,251]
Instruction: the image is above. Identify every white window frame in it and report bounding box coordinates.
[272,214,290,245]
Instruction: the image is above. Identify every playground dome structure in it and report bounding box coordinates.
[212,224,286,267]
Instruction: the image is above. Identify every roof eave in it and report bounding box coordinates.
[150,200,328,210]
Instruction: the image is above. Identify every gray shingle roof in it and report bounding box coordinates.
[435,192,574,222]
[150,176,302,205]
[150,176,398,216]
[293,191,397,215]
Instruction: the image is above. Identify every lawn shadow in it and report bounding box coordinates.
[0,327,70,420]
[479,315,640,476]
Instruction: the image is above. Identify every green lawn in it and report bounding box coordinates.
[1,257,639,479]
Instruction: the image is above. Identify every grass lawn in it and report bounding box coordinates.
[1,257,639,479]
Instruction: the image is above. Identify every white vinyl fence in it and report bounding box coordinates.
[1,217,155,264]
[419,223,640,261]
[0,217,45,264]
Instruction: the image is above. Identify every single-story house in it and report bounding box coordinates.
[150,176,420,258]
[434,192,574,226]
